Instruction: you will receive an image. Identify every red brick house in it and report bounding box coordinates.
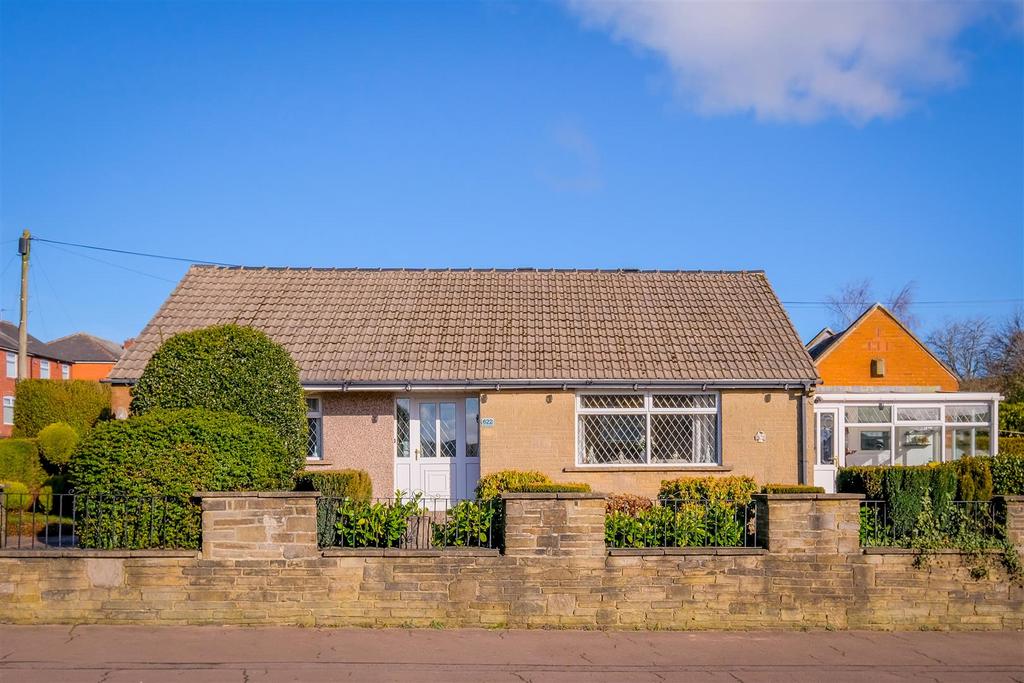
[0,321,72,437]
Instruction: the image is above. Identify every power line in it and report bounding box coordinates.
[40,241,179,284]
[782,299,1023,306]
[31,236,239,268]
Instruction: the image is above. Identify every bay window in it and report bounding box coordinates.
[577,393,719,466]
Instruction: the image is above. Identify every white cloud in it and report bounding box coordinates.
[565,0,1006,123]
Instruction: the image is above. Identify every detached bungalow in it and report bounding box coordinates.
[807,304,1001,492]
[110,267,820,499]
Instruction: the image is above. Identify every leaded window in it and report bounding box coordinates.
[577,393,719,466]
[306,397,323,460]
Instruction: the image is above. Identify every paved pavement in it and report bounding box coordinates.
[0,625,1021,682]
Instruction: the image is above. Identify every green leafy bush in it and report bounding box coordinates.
[1000,402,1024,435]
[13,379,110,438]
[69,409,295,549]
[762,484,826,494]
[334,492,423,548]
[953,457,993,501]
[297,469,373,546]
[997,436,1024,456]
[1,480,33,511]
[130,324,307,472]
[37,422,79,473]
[432,499,498,547]
[475,470,551,500]
[605,501,749,548]
[658,475,758,503]
[993,452,1024,495]
[606,493,654,515]
[0,439,46,491]
[503,482,591,494]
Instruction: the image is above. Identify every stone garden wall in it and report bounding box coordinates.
[1,493,1021,630]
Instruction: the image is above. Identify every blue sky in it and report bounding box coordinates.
[1,1,1022,346]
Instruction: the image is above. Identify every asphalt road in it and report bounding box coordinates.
[0,625,1021,682]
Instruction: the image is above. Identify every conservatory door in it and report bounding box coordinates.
[813,408,839,493]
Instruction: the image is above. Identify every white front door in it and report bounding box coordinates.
[813,408,840,493]
[394,396,480,503]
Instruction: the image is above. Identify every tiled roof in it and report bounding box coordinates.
[0,321,70,361]
[110,267,819,385]
[46,333,123,363]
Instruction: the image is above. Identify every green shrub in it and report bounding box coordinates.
[0,439,46,491]
[13,379,110,438]
[69,409,295,549]
[432,499,498,547]
[1000,403,1024,435]
[334,493,423,548]
[953,457,993,501]
[658,476,759,504]
[475,470,551,500]
[997,436,1024,456]
[762,484,826,494]
[993,453,1024,495]
[503,482,591,494]
[130,324,307,471]
[37,422,79,473]
[1,480,33,511]
[296,470,373,546]
[605,501,749,548]
[836,466,885,499]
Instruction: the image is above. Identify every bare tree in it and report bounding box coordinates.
[986,309,1024,402]
[926,317,991,380]
[825,278,917,329]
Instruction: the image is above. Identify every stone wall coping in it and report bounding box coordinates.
[321,547,501,558]
[562,465,734,473]
[996,495,1024,503]
[0,549,200,559]
[862,547,1005,556]
[608,547,766,557]
[501,492,607,500]
[194,491,321,499]
[752,493,865,501]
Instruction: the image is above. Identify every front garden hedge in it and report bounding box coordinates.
[0,438,47,491]
[13,379,110,438]
[130,324,307,473]
[69,408,295,549]
[295,469,373,547]
[658,475,759,503]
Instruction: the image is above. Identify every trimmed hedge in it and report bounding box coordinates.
[993,453,1024,495]
[130,325,307,473]
[475,470,551,500]
[0,438,46,491]
[1000,402,1024,435]
[658,476,759,503]
[503,482,591,494]
[296,469,374,547]
[69,409,295,549]
[761,484,826,494]
[13,380,110,438]
[37,422,79,473]
[998,436,1024,456]
[1,480,32,511]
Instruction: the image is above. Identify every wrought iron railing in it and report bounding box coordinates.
[316,495,503,550]
[605,498,759,549]
[859,499,1001,548]
[1,491,200,550]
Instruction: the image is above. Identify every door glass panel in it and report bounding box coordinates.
[948,428,972,460]
[896,426,941,466]
[465,398,480,457]
[419,403,437,458]
[439,402,457,458]
[817,412,835,465]
[395,399,410,458]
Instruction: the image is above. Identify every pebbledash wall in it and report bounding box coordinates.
[1,493,1022,630]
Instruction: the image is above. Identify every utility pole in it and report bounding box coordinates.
[18,229,30,380]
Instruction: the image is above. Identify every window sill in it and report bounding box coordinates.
[563,464,732,473]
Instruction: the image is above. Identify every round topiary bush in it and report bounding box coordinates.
[37,422,79,473]
[68,408,297,548]
[1,480,33,512]
[130,324,307,472]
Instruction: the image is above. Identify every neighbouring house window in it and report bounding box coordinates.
[945,404,992,459]
[5,353,15,379]
[2,396,13,425]
[465,397,480,458]
[39,360,50,379]
[577,393,718,466]
[395,398,410,458]
[306,397,322,460]
[61,364,70,380]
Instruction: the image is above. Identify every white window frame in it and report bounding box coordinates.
[5,352,15,379]
[39,360,50,379]
[306,396,323,461]
[2,396,14,425]
[945,403,993,459]
[575,391,721,467]
[61,363,70,380]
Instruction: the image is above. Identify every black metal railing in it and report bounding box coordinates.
[1,492,201,550]
[605,498,759,549]
[859,499,1001,548]
[316,496,503,550]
